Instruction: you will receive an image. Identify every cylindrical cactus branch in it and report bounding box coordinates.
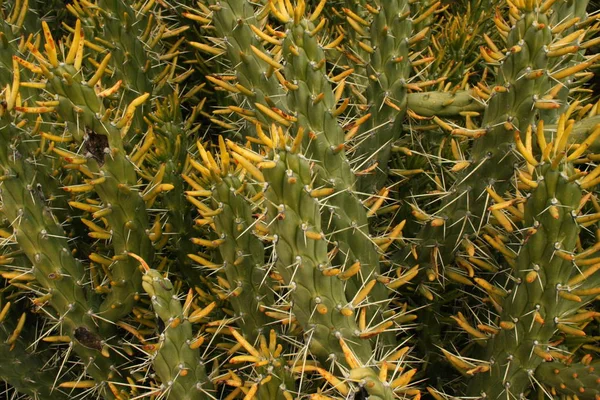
[207,173,276,340]
[561,127,600,308]
[185,139,279,340]
[340,0,372,61]
[402,2,598,378]
[274,0,398,343]
[66,0,165,134]
[137,255,215,400]
[185,139,296,395]
[405,97,600,143]
[0,101,130,399]
[535,357,600,400]
[405,90,485,117]
[405,1,593,299]
[465,124,591,398]
[229,126,418,399]
[407,0,437,53]
[95,0,160,92]
[351,0,415,193]
[143,93,205,289]
[0,21,75,225]
[15,21,155,323]
[1,15,134,391]
[200,0,288,118]
[539,0,592,123]
[0,114,92,322]
[195,0,396,345]
[184,0,297,139]
[334,0,371,93]
[1,0,600,398]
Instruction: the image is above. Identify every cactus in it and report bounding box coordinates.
[350,0,413,193]
[137,254,215,399]
[20,21,155,323]
[232,128,416,398]
[536,356,600,399]
[0,0,599,399]
[466,133,585,398]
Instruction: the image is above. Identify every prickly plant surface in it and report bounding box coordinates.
[0,0,599,399]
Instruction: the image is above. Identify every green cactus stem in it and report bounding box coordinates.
[201,0,288,117]
[467,158,584,398]
[197,0,394,347]
[18,24,155,323]
[144,93,205,289]
[140,260,214,400]
[405,1,585,300]
[535,357,600,400]
[406,90,485,117]
[209,173,275,340]
[228,131,416,399]
[277,1,394,345]
[0,100,129,400]
[348,0,420,193]
[185,138,298,398]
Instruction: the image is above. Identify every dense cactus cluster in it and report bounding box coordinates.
[0,0,599,399]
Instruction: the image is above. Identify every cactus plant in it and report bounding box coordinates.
[0,0,599,399]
